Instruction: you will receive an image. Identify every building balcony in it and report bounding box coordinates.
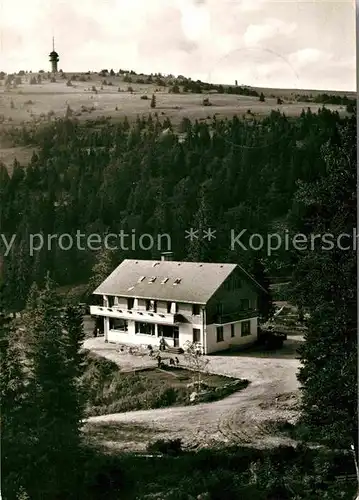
[212,309,258,325]
[90,305,180,325]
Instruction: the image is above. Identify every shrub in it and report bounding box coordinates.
[179,117,191,133]
[140,95,148,100]
[65,105,73,118]
[169,84,180,94]
[154,387,178,408]
[202,98,212,106]
[277,97,283,105]
[150,94,156,108]
[147,438,183,456]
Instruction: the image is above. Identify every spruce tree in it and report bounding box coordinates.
[25,274,85,498]
[87,248,115,300]
[290,116,357,447]
[0,313,33,498]
[150,93,156,108]
[250,258,275,322]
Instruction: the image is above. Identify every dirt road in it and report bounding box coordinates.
[83,337,301,451]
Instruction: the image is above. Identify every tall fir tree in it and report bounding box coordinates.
[250,258,275,322]
[289,115,357,447]
[25,274,86,498]
[0,313,33,499]
[87,248,116,300]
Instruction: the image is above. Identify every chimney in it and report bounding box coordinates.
[161,252,173,261]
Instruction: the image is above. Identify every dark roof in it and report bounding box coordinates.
[93,259,266,304]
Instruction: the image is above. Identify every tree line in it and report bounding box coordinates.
[0,107,349,311]
[0,107,356,498]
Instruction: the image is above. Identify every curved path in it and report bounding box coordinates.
[83,337,301,450]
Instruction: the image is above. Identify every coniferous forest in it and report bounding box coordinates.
[0,108,353,308]
[0,107,357,499]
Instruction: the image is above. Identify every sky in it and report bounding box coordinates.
[0,0,356,91]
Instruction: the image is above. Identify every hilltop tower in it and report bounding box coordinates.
[49,37,59,73]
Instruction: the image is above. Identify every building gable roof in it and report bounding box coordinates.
[93,259,266,304]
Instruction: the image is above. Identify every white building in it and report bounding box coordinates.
[90,255,266,354]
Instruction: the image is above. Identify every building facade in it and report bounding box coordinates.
[90,257,265,354]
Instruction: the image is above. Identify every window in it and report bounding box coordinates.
[152,300,157,313]
[127,298,134,310]
[158,325,174,338]
[192,304,200,315]
[167,301,172,313]
[193,328,201,343]
[146,300,151,311]
[109,318,128,331]
[135,322,155,335]
[216,326,224,342]
[241,321,251,337]
[175,303,179,313]
[240,299,250,310]
[108,296,115,307]
[230,324,235,337]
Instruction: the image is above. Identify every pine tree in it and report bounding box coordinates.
[63,305,86,420]
[290,116,357,447]
[187,181,213,262]
[0,313,33,498]
[250,258,275,322]
[25,274,85,497]
[150,93,156,108]
[87,248,115,300]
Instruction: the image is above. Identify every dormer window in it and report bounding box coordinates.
[148,277,156,283]
[161,278,169,284]
[138,276,146,283]
[174,278,182,285]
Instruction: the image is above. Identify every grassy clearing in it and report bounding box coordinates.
[82,352,249,417]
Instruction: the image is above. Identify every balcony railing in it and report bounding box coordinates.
[90,305,180,325]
